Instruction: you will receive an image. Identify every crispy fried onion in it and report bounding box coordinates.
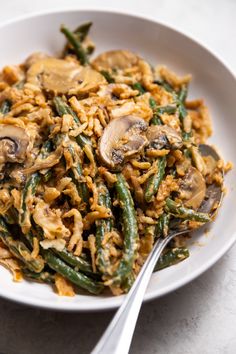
[0,188,13,215]
[0,241,22,281]
[88,234,97,273]
[55,273,75,297]
[137,162,158,184]
[86,176,98,210]
[83,144,97,177]
[83,207,111,230]
[54,177,82,207]
[23,145,64,174]
[40,238,66,252]
[98,167,117,184]
[63,209,83,256]
[31,237,40,258]
[33,199,70,239]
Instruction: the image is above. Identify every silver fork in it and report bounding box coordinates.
[91,229,188,354]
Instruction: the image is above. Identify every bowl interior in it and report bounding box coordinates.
[0,10,236,311]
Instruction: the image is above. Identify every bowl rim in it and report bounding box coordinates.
[0,8,235,311]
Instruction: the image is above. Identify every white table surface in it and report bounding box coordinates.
[0,1,235,353]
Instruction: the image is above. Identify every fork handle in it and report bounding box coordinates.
[91,234,176,354]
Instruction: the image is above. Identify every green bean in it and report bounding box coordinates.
[100,70,115,83]
[74,22,92,42]
[182,131,192,141]
[178,102,188,121]
[53,100,90,202]
[149,98,161,125]
[162,213,170,237]
[165,198,211,223]
[42,170,52,182]
[53,248,94,275]
[178,85,188,103]
[156,105,177,115]
[4,207,18,225]
[150,104,176,126]
[149,97,156,109]
[150,114,162,126]
[23,269,55,283]
[53,96,79,121]
[60,25,88,65]
[154,80,173,92]
[144,156,166,203]
[149,97,177,114]
[175,92,191,141]
[19,173,41,230]
[3,213,15,225]
[24,230,34,248]
[151,116,162,125]
[155,247,189,271]
[39,141,54,180]
[0,217,44,273]
[112,173,138,285]
[39,140,53,158]
[122,272,135,293]
[0,100,11,115]
[53,96,73,116]
[155,213,170,238]
[43,250,104,294]
[99,182,113,233]
[95,182,113,275]
[132,82,146,95]
[69,167,89,204]
[178,101,192,141]
[53,97,91,148]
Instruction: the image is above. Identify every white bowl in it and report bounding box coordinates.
[0,9,236,311]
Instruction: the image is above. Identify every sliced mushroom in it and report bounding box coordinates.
[97,83,134,99]
[24,52,49,69]
[99,115,148,169]
[179,166,206,209]
[69,66,106,95]
[190,146,207,175]
[92,50,139,71]
[0,125,29,164]
[146,125,183,150]
[27,58,105,94]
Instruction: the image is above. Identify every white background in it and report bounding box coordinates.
[0,1,236,353]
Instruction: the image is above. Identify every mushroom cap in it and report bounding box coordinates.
[92,50,139,71]
[179,166,206,209]
[99,115,148,169]
[0,125,29,164]
[146,125,183,150]
[27,58,106,94]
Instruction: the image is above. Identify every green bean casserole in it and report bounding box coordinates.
[0,22,228,296]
